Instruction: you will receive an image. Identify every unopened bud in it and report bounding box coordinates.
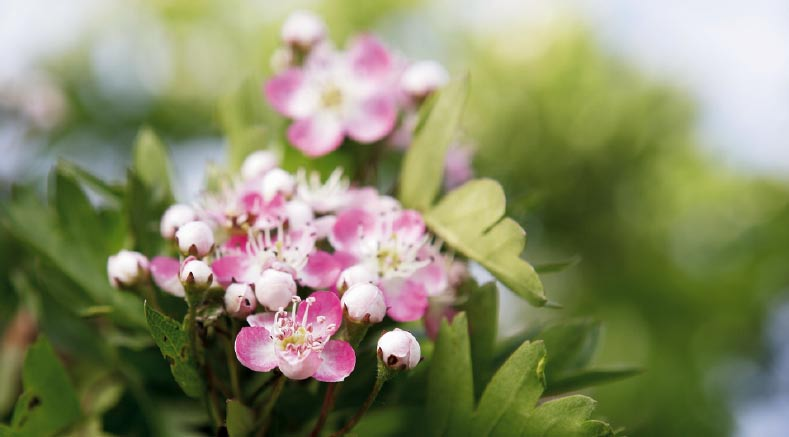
[261,168,295,201]
[337,265,377,293]
[400,60,449,99]
[342,283,386,324]
[107,250,149,289]
[175,221,215,258]
[281,10,326,49]
[224,282,257,318]
[254,269,297,310]
[377,329,421,370]
[241,151,279,181]
[180,257,214,289]
[160,204,196,239]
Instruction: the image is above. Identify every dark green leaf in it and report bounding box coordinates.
[462,280,498,398]
[56,160,124,203]
[544,367,643,397]
[539,319,601,375]
[225,400,254,437]
[125,169,165,255]
[144,303,204,398]
[53,170,105,257]
[519,395,614,437]
[426,313,474,437]
[534,255,582,274]
[9,337,81,437]
[425,179,546,305]
[399,76,469,211]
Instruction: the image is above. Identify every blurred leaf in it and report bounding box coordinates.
[144,302,204,398]
[426,313,474,437]
[462,280,498,398]
[125,170,165,255]
[544,367,644,397]
[218,75,276,171]
[349,406,418,436]
[56,160,124,204]
[8,337,81,437]
[225,400,253,437]
[534,256,582,274]
[399,76,469,211]
[132,128,174,201]
[425,179,546,306]
[79,372,125,418]
[519,395,614,436]
[53,170,105,257]
[539,319,601,375]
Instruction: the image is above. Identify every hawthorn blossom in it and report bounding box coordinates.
[400,60,449,101]
[107,250,149,289]
[150,256,185,297]
[235,292,355,381]
[378,328,421,370]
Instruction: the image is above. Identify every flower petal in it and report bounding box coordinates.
[212,255,249,287]
[264,68,317,118]
[313,340,356,382]
[300,250,341,289]
[329,208,375,253]
[287,114,345,157]
[276,348,323,380]
[235,327,278,372]
[297,291,342,338]
[381,277,429,322]
[150,256,184,297]
[345,94,397,143]
[347,35,393,84]
[393,209,425,242]
[246,312,276,330]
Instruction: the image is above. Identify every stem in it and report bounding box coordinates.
[330,375,386,437]
[225,319,242,399]
[257,375,286,437]
[310,382,338,437]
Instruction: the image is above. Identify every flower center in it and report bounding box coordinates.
[320,85,343,109]
[272,296,335,358]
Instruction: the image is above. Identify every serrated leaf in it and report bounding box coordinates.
[462,280,498,398]
[539,319,601,375]
[519,395,614,437]
[225,400,254,437]
[133,128,174,201]
[544,367,643,397]
[425,179,546,305]
[9,337,81,437]
[426,313,474,437]
[399,76,469,210]
[144,303,204,398]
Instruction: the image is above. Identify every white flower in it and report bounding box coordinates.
[400,60,449,99]
[260,168,296,202]
[241,151,279,181]
[160,204,197,239]
[107,250,149,289]
[281,10,327,48]
[175,221,215,258]
[336,265,377,293]
[224,282,257,318]
[296,168,349,214]
[377,329,421,370]
[341,283,386,324]
[254,269,297,310]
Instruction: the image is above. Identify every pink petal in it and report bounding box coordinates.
[300,251,341,289]
[329,208,375,253]
[412,259,449,297]
[246,312,276,330]
[224,234,249,253]
[345,94,397,143]
[287,114,344,157]
[212,255,249,287]
[381,277,429,322]
[264,68,313,118]
[332,251,358,271]
[313,215,336,240]
[297,291,342,338]
[276,348,323,380]
[347,35,393,84]
[313,340,356,382]
[235,327,278,372]
[424,304,457,340]
[393,209,425,242]
[150,256,184,297]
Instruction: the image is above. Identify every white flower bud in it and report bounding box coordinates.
[224,282,257,318]
[107,250,149,289]
[341,283,386,324]
[261,168,296,201]
[337,265,377,293]
[241,151,279,181]
[400,60,449,99]
[377,329,421,370]
[180,258,214,289]
[175,221,215,258]
[284,199,314,229]
[160,204,197,239]
[281,11,326,48]
[254,269,297,310]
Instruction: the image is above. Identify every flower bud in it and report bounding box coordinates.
[180,257,214,289]
[285,199,314,230]
[281,10,326,49]
[337,265,377,293]
[175,221,215,258]
[377,329,421,370]
[224,282,257,318]
[261,168,296,201]
[107,250,149,289]
[160,204,197,239]
[241,150,279,181]
[254,269,297,310]
[400,60,449,99]
[341,283,386,324]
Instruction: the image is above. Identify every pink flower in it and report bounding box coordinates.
[444,144,475,190]
[400,60,449,100]
[265,35,399,157]
[235,292,356,381]
[150,256,185,297]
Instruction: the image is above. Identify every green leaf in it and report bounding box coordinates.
[133,128,174,201]
[399,76,469,210]
[544,367,643,397]
[144,303,204,398]
[539,319,601,375]
[425,179,546,305]
[426,313,474,437]
[53,170,105,257]
[462,280,498,398]
[519,395,614,436]
[9,337,81,437]
[534,255,582,274]
[56,160,124,204]
[125,169,166,255]
[225,400,254,437]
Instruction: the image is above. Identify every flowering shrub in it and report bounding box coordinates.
[0,10,638,437]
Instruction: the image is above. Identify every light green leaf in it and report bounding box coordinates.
[519,395,614,437]
[399,76,469,211]
[225,400,254,437]
[462,280,498,398]
[544,367,643,397]
[9,337,81,437]
[133,128,174,201]
[425,179,546,305]
[426,313,474,437]
[144,303,204,398]
[218,75,277,171]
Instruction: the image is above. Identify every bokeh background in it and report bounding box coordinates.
[2,1,788,435]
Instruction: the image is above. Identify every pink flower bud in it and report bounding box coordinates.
[341,283,386,324]
[336,265,377,293]
[281,10,326,49]
[160,204,197,239]
[400,60,449,99]
[224,282,257,318]
[377,328,421,370]
[261,168,296,201]
[107,250,149,289]
[175,221,215,258]
[254,269,297,310]
[180,257,213,288]
[241,151,279,181]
